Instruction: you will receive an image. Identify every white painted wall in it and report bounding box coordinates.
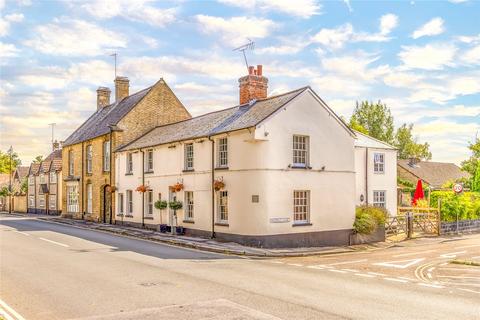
[115,90,356,236]
[355,147,397,216]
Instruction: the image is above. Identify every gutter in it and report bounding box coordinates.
[365,147,368,205]
[109,129,113,224]
[141,148,145,228]
[81,141,85,219]
[208,136,216,239]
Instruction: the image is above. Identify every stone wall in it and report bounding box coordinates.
[440,219,480,234]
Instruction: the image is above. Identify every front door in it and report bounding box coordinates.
[169,190,176,227]
[104,186,112,224]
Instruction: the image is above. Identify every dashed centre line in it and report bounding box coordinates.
[39,237,69,248]
[355,273,375,278]
[384,277,409,283]
[13,230,30,236]
[327,259,368,266]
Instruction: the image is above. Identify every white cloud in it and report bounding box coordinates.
[218,0,321,18]
[24,19,127,56]
[383,71,424,88]
[448,0,468,3]
[0,13,24,36]
[0,42,20,58]
[343,0,353,12]
[320,52,383,81]
[411,17,445,39]
[312,75,369,97]
[461,45,480,65]
[457,33,480,44]
[5,13,24,23]
[82,0,176,27]
[312,14,398,49]
[398,43,457,70]
[195,15,276,46]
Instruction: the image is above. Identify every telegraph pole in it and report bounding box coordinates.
[8,146,13,214]
[49,123,56,151]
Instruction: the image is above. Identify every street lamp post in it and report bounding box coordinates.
[8,146,13,214]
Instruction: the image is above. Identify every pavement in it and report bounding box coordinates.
[4,213,378,257]
[1,215,479,320]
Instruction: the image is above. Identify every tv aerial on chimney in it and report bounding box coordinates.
[233,38,255,72]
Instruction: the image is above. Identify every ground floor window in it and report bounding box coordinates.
[127,190,133,215]
[67,185,79,213]
[373,191,386,208]
[118,193,124,214]
[146,190,153,216]
[184,191,194,220]
[217,191,228,223]
[39,195,45,208]
[49,195,56,210]
[293,190,310,224]
[28,195,34,207]
[86,183,93,214]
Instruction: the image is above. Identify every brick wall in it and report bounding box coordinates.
[440,219,480,234]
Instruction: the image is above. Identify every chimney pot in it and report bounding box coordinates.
[238,65,268,105]
[257,65,262,76]
[96,86,111,110]
[248,66,254,75]
[114,76,130,102]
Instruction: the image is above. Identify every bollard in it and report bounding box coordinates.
[407,212,413,239]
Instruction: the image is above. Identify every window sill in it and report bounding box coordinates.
[182,169,195,173]
[215,167,229,171]
[215,222,229,227]
[144,216,154,220]
[125,214,133,218]
[116,214,124,217]
[289,165,311,169]
[125,173,133,176]
[292,222,312,227]
[144,171,154,174]
[373,172,385,175]
[183,219,194,224]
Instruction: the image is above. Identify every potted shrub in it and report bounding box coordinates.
[136,185,148,193]
[213,179,225,191]
[154,200,168,210]
[168,200,183,235]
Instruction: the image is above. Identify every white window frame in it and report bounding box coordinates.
[293,135,309,167]
[374,153,385,174]
[184,143,194,170]
[103,141,111,172]
[184,191,194,220]
[67,185,79,213]
[49,195,56,210]
[217,137,228,168]
[28,176,34,185]
[127,190,133,214]
[293,190,310,224]
[118,193,124,214]
[28,195,34,207]
[126,153,133,174]
[86,145,93,174]
[146,190,153,216]
[49,171,57,184]
[39,173,45,184]
[69,150,74,176]
[39,195,45,208]
[86,183,93,214]
[146,149,154,172]
[373,190,386,208]
[217,191,228,223]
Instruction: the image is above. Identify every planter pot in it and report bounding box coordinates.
[350,226,385,245]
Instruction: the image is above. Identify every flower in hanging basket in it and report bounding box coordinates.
[109,186,117,193]
[169,200,183,210]
[136,185,148,193]
[154,200,168,210]
[213,179,225,191]
[169,182,184,192]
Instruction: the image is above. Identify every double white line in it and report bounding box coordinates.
[0,299,26,320]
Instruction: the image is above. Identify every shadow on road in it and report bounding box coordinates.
[0,216,234,261]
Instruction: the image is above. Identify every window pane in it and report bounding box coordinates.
[293,135,309,166]
[293,190,309,223]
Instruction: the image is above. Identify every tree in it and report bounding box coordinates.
[33,155,43,163]
[0,150,21,174]
[472,165,480,192]
[349,100,395,144]
[395,124,432,160]
[461,137,479,176]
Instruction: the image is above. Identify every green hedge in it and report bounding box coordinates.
[430,191,480,222]
[353,206,387,234]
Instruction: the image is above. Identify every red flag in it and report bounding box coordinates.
[412,179,424,206]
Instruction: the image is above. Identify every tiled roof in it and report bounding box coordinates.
[398,160,471,189]
[118,87,308,152]
[40,161,51,173]
[354,131,396,150]
[14,166,29,180]
[63,86,153,147]
[45,149,62,161]
[29,163,40,175]
[51,159,62,172]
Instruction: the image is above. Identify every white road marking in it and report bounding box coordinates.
[427,267,435,272]
[439,267,480,272]
[458,288,480,294]
[306,265,325,270]
[418,283,444,289]
[397,276,416,281]
[392,250,436,257]
[368,272,386,276]
[268,261,284,264]
[287,263,303,267]
[439,251,467,258]
[13,230,30,236]
[437,275,480,279]
[373,258,425,269]
[0,308,16,320]
[329,269,347,274]
[341,269,359,273]
[384,277,409,283]
[354,273,375,278]
[0,298,26,320]
[39,237,69,247]
[471,256,480,260]
[327,259,368,266]
[455,244,480,249]
[427,273,433,279]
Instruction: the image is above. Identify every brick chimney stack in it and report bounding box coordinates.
[238,65,268,105]
[114,76,129,102]
[96,87,111,110]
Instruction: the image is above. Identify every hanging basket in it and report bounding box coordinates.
[136,185,148,193]
[169,182,184,193]
[108,186,117,193]
[213,180,225,191]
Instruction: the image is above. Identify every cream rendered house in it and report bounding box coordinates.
[354,131,397,216]
[114,66,357,248]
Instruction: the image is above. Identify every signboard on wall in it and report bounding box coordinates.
[270,217,290,223]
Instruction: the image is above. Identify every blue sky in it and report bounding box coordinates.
[1,0,479,165]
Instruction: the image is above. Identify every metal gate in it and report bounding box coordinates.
[386,207,440,238]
